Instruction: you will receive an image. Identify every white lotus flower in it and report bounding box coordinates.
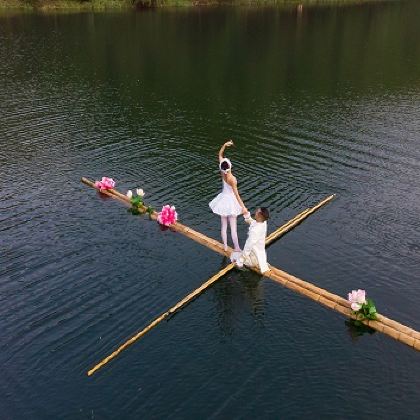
[126,190,133,199]
[136,188,145,197]
[348,289,366,311]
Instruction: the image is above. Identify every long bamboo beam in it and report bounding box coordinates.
[82,177,230,257]
[128,184,419,348]
[81,178,333,257]
[87,263,235,376]
[82,178,335,375]
[265,194,335,245]
[82,178,419,376]
[264,267,420,350]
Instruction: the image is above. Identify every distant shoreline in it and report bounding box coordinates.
[0,0,386,13]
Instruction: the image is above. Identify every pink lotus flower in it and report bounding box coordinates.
[157,205,178,226]
[348,289,366,311]
[95,177,116,190]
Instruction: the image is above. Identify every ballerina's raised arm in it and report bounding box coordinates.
[218,139,234,163]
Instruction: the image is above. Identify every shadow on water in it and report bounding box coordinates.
[345,319,376,341]
[165,257,258,326]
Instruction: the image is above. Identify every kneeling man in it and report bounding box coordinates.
[231,207,270,274]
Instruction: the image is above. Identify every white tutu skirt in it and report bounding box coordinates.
[209,192,242,216]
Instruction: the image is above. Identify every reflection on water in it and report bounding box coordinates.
[1,2,420,418]
[344,319,376,341]
[212,269,265,337]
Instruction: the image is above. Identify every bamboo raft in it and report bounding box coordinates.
[82,177,420,376]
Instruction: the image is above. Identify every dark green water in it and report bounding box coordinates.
[1,2,420,418]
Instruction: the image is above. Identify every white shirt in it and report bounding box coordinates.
[242,217,269,273]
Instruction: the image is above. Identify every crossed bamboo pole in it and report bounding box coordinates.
[82,178,419,376]
[87,263,235,376]
[83,178,333,375]
[84,178,332,375]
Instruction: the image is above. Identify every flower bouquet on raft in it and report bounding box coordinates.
[95,177,115,191]
[127,188,178,227]
[157,205,178,227]
[126,188,155,216]
[94,176,178,226]
[347,289,377,326]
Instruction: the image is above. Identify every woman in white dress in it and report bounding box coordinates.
[209,140,247,251]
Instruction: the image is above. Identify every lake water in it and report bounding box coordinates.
[1,2,419,418]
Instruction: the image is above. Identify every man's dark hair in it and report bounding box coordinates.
[259,207,270,221]
[220,161,230,171]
